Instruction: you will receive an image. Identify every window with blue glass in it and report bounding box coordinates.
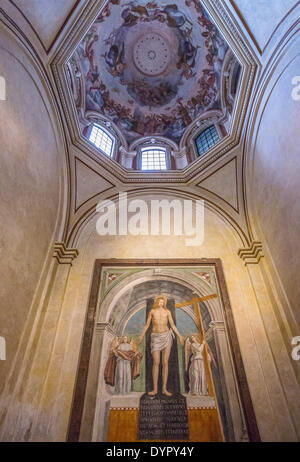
[88,124,115,157]
[195,125,220,157]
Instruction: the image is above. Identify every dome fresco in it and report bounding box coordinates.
[69,0,234,146]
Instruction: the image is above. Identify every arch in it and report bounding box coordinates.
[97,268,222,330]
[84,109,129,151]
[179,109,224,151]
[68,188,249,249]
[130,135,179,152]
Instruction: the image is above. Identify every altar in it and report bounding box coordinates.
[107,394,223,442]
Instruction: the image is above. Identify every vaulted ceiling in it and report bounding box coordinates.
[1,0,298,247]
[69,1,232,146]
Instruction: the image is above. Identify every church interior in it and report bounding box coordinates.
[0,0,300,442]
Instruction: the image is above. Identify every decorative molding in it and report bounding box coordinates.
[130,135,178,152]
[119,146,136,157]
[187,406,216,410]
[119,146,136,169]
[209,321,226,332]
[53,242,79,265]
[96,322,115,336]
[67,186,251,250]
[172,146,188,169]
[238,241,264,265]
[172,147,187,159]
[110,407,139,411]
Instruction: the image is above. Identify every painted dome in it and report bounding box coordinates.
[70,0,231,146]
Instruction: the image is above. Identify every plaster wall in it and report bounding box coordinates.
[250,41,300,328]
[0,30,62,396]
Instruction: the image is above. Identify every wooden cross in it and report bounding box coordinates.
[176,293,224,441]
[175,293,218,309]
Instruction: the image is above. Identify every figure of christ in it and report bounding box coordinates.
[137,295,184,397]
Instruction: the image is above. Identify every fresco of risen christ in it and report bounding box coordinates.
[137,295,184,396]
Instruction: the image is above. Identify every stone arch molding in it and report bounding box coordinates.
[72,188,249,253]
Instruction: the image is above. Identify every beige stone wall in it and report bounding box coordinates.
[0,29,63,396]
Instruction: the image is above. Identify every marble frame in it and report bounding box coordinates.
[67,258,260,442]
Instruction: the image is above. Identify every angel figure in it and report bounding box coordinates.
[104,336,142,395]
[104,43,126,77]
[185,335,215,396]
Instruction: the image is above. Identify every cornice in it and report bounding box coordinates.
[209,321,226,331]
[238,241,264,265]
[53,242,79,265]
[96,322,116,336]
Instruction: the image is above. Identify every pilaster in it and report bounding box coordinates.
[238,241,300,440]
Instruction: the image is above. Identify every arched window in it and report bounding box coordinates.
[195,125,220,157]
[140,147,167,171]
[88,123,115,157]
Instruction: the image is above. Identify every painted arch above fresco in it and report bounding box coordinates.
[68,0,241,150]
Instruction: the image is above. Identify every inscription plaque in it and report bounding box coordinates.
[138,393,189,440]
